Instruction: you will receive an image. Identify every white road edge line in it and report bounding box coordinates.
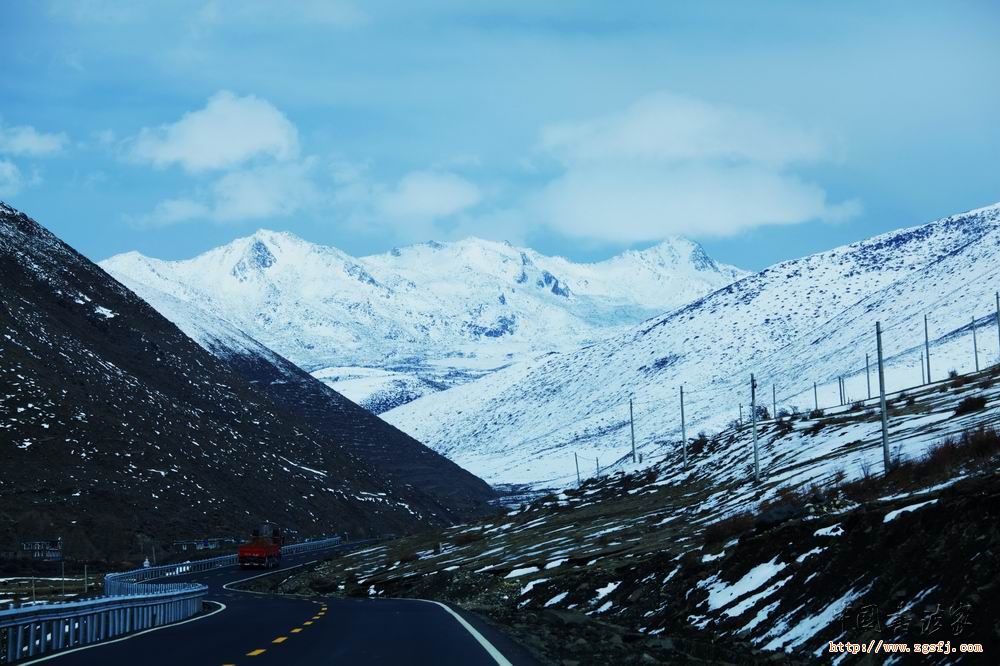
[411,599,513,666]
[20,600,227,664]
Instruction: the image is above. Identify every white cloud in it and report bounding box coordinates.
[376,171,482,220]
[530,92,858,241]
[133,160,319,227]
[210,160,319,221]
[125,91,319,226]
[533,165,861,243]
[129,90,299,172]
[94,129,117,147]
[540,93,828,168]
[132,198,210,228]
[0,122,68,157]
[0,160,26,197]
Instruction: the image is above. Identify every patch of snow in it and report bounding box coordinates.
[814,524,844,537]
[883,499,938,523]
[543,592,568,607]
[700,557,787,611]
[795,547,825,563]
[520,578,549,596]
[763,585,871,652]
[594,581,620,601]
[505,566,540,579]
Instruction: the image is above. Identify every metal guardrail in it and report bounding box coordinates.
[103,554,233,596]
[0,587,204,663]
[0,535,344,663]
[282,536,343,558]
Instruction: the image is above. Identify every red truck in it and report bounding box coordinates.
[237,523,284,569]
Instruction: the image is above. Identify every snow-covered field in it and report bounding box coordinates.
[384,203,1000,486]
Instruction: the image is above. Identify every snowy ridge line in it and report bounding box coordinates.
[639,280,998,404]
[100,231,746,412]
[385,202,1000,487]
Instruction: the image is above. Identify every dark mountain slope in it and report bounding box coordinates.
[0,203,479,561]
[98,260,496,515]
[225,349,496,514]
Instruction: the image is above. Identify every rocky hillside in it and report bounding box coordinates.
[115,279,495,517]
[262,369,1000,663]
[0,203,485,562]
[101,233,745,412]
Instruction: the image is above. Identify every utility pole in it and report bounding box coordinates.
[972,315,979,372]
[996,292,1000,366]
[751,373,760,483]
[924,314,932,383]
[629,398,637,463]
[876,322,891,474]
[813,382,818,411]
[574,452,580,486]
[680,386,688,468]
[866,353,871,399]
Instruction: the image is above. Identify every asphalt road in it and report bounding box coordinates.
[29,548,537,666]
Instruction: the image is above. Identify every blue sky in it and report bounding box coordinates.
[1,1,998,270]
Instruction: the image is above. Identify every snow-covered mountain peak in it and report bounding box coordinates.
[609,236,727,274]
[101,230,745,410]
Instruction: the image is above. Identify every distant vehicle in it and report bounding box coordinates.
[237,523,284,569]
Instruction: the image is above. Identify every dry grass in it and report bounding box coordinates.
[703,513,755,545]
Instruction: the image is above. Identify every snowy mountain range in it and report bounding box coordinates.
[382,203,1000,486]
[101,233,745,412]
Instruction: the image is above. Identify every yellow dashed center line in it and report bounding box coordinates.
[291,628,303,633]
[246,648,267,656]
[272,636,288,644]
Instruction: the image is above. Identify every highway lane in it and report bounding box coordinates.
[29,548,537,665]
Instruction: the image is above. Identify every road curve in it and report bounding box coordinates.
[26,548,538,665]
